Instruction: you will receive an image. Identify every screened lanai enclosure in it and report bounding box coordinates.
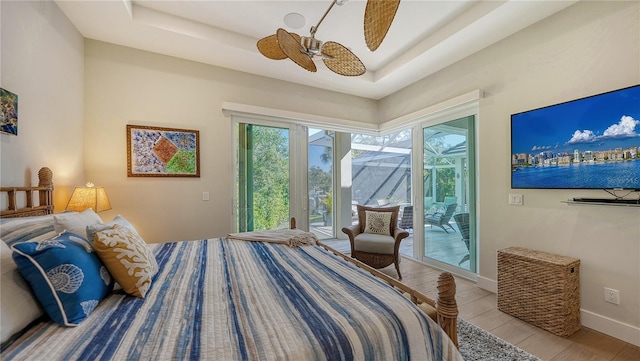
[316,118,476,273]
[350,131,413,208]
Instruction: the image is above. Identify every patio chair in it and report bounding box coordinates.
[432,196,458,213]
[453,213,470,265]
[399,205,413,231]
[425,203,457,233]
[341,205,409,279]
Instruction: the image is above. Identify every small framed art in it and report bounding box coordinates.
[1,88,18,136]
[127,124,200,177]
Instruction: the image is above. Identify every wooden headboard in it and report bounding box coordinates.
[0,167,54,218]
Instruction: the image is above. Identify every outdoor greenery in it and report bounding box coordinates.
[249,126,290,231]
[424,128,458,202]
[434,167,455,202]
[309,165,332,194]
[240,126,335,231]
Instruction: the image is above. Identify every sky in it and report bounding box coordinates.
[511,85,640,155]
[309,145,331,171]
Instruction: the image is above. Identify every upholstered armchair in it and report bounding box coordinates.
[341,205,410,279]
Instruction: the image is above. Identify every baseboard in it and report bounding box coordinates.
[581,309,640,347]
[474,276,640,347]
[476,275,497,293]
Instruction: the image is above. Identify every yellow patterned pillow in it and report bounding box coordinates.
[94,224,158,298]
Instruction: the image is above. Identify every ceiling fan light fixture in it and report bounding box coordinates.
[258,0,399,77]
[301,36,323,56]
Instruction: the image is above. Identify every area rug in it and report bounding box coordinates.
[457,318,541,361]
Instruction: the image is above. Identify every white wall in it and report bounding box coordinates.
[0,0,85,207]
[381,0,640,346]
[83,40,378,243]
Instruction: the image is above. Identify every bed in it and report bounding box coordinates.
[1,168,463,360]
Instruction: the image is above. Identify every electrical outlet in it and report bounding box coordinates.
[604,287,620,305]
[508,194,523,206]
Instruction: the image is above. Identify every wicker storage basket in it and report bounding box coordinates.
[497,247,581,337]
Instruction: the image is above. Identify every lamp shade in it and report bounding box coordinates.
[65,183,112,212]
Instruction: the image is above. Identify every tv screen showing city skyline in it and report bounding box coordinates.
[511,84,640,189]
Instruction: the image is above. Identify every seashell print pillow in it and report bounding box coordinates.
[11,231,114,326]
[363,210,393,236]
[94,224,158,298]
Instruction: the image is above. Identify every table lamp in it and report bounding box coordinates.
[65,182,112,212]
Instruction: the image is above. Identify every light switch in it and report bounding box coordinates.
[203,192,210,201]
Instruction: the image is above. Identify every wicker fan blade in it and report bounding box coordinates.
[276,28,316,73]
[321,42,365,76]
[289,32,302,44]
[257,34,286,60]
[364,0,401,52]
[257,32,303,60]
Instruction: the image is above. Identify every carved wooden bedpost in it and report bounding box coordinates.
[437,272,459,348]
[38,167,54,214]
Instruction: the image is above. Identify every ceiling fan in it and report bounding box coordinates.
[257,0,401,77]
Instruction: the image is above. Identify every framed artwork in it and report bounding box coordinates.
[1,88,18,136]
[127,124,200,177]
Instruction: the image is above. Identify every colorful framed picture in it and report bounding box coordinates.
[127,124,200,177]
[1,88,18,136]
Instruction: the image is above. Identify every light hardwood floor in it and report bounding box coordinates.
[376,257,640,361]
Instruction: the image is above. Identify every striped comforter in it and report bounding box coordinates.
[3,238,463,361]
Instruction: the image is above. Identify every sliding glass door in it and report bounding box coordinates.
[237,123,290,232]
[422,116,476,272]
[308,129,334,239]
[235,120,329,235]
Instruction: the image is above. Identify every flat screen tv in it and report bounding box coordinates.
[511,84,640,190]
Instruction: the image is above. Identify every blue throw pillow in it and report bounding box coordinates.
[11,231,114,326]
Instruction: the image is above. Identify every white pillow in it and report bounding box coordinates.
[86,215,139,243]
[364,210,392,236]
[0,214,56,247]
[1,240,44,344]
[53,208,103,239]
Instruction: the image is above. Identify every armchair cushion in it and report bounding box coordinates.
[354,233,395,254]
[363,210,392,236]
